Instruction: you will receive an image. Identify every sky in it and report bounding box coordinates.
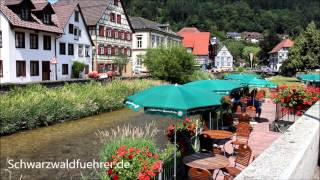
[48,0,57,3]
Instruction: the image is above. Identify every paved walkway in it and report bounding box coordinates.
[216,99,281,179]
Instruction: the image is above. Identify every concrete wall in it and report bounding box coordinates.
[235,101,320,180]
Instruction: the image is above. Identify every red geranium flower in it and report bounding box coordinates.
[128,154,134,159]
[112,175,119,180]
[151,161,162,171]
[107,168,113,175]
[146,151,153,157]
[138,173,150,180]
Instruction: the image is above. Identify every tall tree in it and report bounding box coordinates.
[143,45,196,84]
[281,22,320,72]
[259,30,281,65]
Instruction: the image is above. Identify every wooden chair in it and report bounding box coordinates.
[222,145,252,177]
[199,134,213,153]
[237,113,250,124]
[231,123,252,154]
[246,106,256,118]
[188,167,213,180]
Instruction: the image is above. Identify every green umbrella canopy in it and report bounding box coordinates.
[125,84,223,118]
[224,73,261,81]
[241,78,277,88]
[297,73,320,82]
[184,80,243,95]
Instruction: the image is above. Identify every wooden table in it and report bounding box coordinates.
[183,153,229,171]
[201,130,234,140]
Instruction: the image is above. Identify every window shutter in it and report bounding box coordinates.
[124,48,127,56]
[99,26,104,36]
[111,46,115,55]
[111,29,115,38]
[104,44,108,55]
[104,27,107,37]
[98,45,101,54]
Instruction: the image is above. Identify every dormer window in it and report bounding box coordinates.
[43,13,51,24]
[20,8,30,20]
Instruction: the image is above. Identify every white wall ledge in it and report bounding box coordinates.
[235,101,320,180]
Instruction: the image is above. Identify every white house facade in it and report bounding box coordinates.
[0,0,62,83]
[269,39,294,71]
[130,17,181,72]
[53,1,93,80]
[215,45,233,70]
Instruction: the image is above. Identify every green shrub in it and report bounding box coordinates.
[72,61,86,78]
[188,70,215,82]
[0,80,162,135]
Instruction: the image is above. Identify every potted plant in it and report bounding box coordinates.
[166,118,196,156]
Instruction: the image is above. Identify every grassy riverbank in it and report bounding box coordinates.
[0,80,162,135]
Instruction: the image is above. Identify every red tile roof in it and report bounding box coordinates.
[177,27,210,55]
[53,0,78,28]
[269,39,294,54]
[0,0,62,33]
[177,27,200,34]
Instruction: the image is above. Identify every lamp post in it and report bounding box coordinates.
[250,53,253,70]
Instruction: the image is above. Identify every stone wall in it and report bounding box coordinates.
[235,101,320,180]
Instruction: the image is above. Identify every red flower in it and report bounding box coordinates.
[296,111,303,116]
[107,168,113,175]
[128,154,134,159]
[151,161,162,171]
[183,118,191,126]
[146,151,153,157]
[153,154,159,159]
[129,147,135,153]
[112,175,119,180]
[147,170,156,177]
[138,173,150,180]
[136,149,142,155]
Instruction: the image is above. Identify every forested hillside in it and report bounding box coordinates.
[123,0,320,37]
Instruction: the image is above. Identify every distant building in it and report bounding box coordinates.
[177,27,210,66]
[215,45,233,70]
[226,32,242,41]
[269,39,294,71]
[78,0,134,76]
[130,17,181,73]
[53,0,93,80]
[242,32,263,43]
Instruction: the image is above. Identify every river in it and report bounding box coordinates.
[0,109,175,180]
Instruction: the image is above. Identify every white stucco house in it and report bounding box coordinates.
[0,0,93,83]
[269,39,294,71]
[53,0,93,80]
[0,0,62,83]
[130,17,181,73]
[215,45,233,70]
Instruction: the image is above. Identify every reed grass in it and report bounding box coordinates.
[0,80,162,135]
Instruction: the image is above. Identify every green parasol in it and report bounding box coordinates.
[241,78,277,88]
[224,73,261,81]
[184,80,243,95]
[125,84,223,118]
[297,73,320,82]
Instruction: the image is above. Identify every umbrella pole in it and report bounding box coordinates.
[209,112,212,130]
[174,127,177,180]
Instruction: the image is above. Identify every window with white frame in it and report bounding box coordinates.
[99,45,104,55]
[126,33,131,40]
[85,45,90,57]
[115,31,118,38]
[108,29,112,37]
[137,36,142,48]
[137,57,142,66]
[227,57,231,66]
[78,44,83,57]
[152,35,156,48]
[115,47,119,55]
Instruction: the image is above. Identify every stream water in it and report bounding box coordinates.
[0,109,175,180]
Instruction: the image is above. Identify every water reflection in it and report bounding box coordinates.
[0,109,176,179]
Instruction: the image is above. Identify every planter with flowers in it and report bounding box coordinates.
[273,85,319,117]
[101,138,162,180]
[166,118,196,157]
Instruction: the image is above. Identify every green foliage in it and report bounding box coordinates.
[259,30,281,65]
[242,46,261,65]
[281,22,320,73]
[188,70,214,81]
[143,45,196,84]
[72,61,86,78]
[237,66,246,73]
[0,80,162,135]
[124,0,319,36]
[114,53,130,76]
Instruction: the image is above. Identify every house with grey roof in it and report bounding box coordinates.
[130,16,182,73]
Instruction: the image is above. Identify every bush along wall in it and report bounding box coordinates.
[0,80,162,135]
